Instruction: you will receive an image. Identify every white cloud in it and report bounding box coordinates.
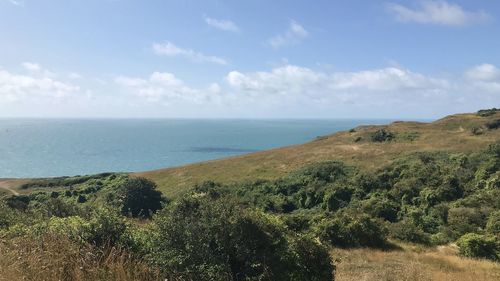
[115,72,214,104]
[387,1,490,26]
[0,64,80,102]
[21,61,56,77]
[226,65,448,98]
[22,62,41,72]
[330,67,449,91]
[152,42,227,65]
[204,16,239,32]
[465,64,500,81]
[268,20,309,49]
[465,64,500,93]
[4,61,499,118]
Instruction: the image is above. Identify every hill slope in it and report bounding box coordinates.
[137,111,500,197]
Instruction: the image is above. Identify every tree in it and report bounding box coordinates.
[118,177,165,218]
[148,195,334,281]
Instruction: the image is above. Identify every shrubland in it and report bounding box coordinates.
[1,109,500,280]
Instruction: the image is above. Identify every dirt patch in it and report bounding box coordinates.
[0,180,19,195]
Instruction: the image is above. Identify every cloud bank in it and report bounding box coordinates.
[1,62,499,118]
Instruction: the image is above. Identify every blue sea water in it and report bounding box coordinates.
[0,119,393,178]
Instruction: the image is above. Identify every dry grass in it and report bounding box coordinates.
[331,244,500,281]
[136,112,500,197]
[0,233,162,281]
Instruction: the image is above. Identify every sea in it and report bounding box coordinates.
[0,119,395,178]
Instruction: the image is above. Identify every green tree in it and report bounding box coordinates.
[118,177,165,218]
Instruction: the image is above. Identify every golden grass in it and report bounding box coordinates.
[331,244,500,281]
[0,233,162,281]
[2,234,499,281]
[136,112,500,198]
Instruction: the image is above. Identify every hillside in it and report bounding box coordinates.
[1,109,500,280]
[137,111,500,197]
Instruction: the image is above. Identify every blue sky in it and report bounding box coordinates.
[0,0,499,118]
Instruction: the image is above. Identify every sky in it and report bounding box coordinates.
[0,0,499,119]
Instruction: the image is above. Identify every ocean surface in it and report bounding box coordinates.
[0,119,395,178]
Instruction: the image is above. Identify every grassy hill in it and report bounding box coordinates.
[1,109,500,281]
[137,111,500,197]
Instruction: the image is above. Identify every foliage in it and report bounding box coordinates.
[147,195,334,280]
[371,129,395,142]
[477,108,499,117]
[457,233,499,261]
[316,211,387,248]
[485,119,500,130]
[117,177,166,218]
[486,210,500,237]
[390,219,430,245]
[20,173,114,189]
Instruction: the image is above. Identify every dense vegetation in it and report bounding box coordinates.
[1,110,500,280]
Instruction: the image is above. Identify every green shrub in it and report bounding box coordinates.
[118,177,166,218]
[43,198,83,218]
[361,194,399,222]
[317,211,387,248]
[0,201,20,228]
[471,126,484,135]
[371,129,395,142]
[485,119,500,130]
[6,195,30,211]
[323,184,353,212]
[457,233,499,261]
[486,210,500,236]
[477,108,499,117]
[87,208,127,247]
[446,207,485,239]
[390,219,430,245]
[147,195,334,280]
[77,194,87,203]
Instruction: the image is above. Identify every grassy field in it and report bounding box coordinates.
[332,244,500,281]
[137,112,500,197]
[2,236,499,281]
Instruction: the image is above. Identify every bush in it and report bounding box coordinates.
[471,126,484,135]
[485,119,500,130]
[0,201,20,228]
[446,207,485,239]
[361,194,399,222]
[118,177,166,218]
[6,195,30,211]
[390,219,430,245]
[477,108,499,117]
[317,211,387,248]
[371,129,395,142]
[147,195,334,280]
[457,233,499,261]
[77,194,87,203]
[486,210,500,236]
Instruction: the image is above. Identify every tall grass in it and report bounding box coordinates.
[0,233,161,281]
[331,244,500,281]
